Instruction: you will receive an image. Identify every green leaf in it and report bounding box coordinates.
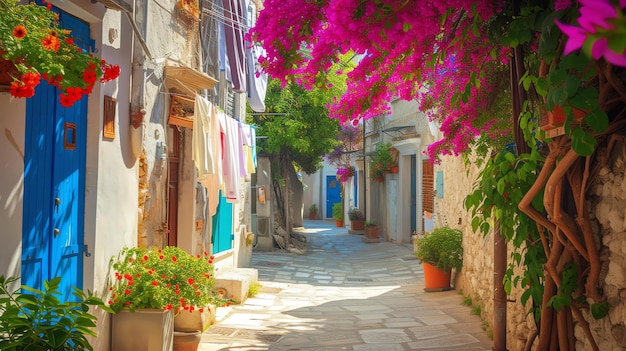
[584,109,608,133]
[569,87,599,110]
[563,75,580,97]
[503,275,511,295]
[535,77,548,96]
[546,88,568,109]
[402,23,411,32]
[571,127,596,156]
[591,301,610,319]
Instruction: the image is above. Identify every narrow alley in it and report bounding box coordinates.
[199,220,492,351]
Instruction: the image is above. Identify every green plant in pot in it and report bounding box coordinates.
[309,204,318,220]
[415,227,463,291]
[332,202,343,227]
[107,246,226,313]
[364,220,379,240]
[0,275,110,351]
[348,207,364,230]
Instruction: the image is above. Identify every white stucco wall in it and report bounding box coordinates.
[0,97,26,288]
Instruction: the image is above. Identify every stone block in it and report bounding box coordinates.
[214,268,258,304]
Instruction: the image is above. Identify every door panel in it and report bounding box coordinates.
[326,176,341,218]
[22,9,89,300]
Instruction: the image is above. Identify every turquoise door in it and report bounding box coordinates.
[326,176,341,218]
[21,9,90,300]
[212,191,234,254]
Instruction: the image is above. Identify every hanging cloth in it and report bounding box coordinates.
[222,0,247,93]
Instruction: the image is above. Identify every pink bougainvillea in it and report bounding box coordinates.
[249,0,508,161]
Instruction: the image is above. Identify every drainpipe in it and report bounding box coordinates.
[493,220,507,351]
[128,0,150,159]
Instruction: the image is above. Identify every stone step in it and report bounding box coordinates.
[214,268,258,304]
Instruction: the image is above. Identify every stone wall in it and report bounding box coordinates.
[436,143,626,350]
[434,154,495,331]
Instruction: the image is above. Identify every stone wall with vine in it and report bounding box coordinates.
[436,145,626,350]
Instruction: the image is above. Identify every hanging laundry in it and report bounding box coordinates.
[222,0,246,93]
[240,123,256,174]
[221,113,243,202]
[192,95,212,181]
[245,0,267,112]
[199,105,224,217]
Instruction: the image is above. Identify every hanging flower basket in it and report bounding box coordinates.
[336,166,354,183]
[0,0,120,106]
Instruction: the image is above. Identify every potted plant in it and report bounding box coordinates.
[332,202,343,227]
[308,204,318,220]
[414,227,463,291]
[364,220,379,240]
[369,143,397,176]
[0,275,110,351]
[107,246,228,351]
[348,207,365,231]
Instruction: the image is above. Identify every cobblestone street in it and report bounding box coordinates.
[199,220,492,351]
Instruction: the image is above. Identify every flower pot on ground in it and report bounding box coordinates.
[108,247,230,350]
[422,262,453,291]
[364,221,379,240]
[348,207,364,230]
[414,227,463,291]
[308,204,318,220]
[111,309,174,351]
[332,202,343,227]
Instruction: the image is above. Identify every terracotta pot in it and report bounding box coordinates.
[541,105,587,129]
[422,262,452,291]
[390,166,399,174]
[0,54,18,88]
[111,309,174,351]
[309,212,317,220]
[173,330,201,351]
[364,226,379,239]
[336,220,344,227]
[373,176,384,183]
[351,220,365,231]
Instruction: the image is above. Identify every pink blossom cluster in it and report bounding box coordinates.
[250,0,507,160]
[556,0,626,67]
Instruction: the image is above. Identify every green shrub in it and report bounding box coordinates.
[0,275,110,351]
[332,202,343,220]
[415,226,463,272]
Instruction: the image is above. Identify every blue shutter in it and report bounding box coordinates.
[436,171,444,198]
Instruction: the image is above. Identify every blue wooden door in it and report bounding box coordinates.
[22,9,90,300]
[325,176,341,218]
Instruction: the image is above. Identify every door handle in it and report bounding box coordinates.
[53,228,60,237]
[54,198,61,213]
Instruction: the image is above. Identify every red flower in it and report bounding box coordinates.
[187,278,194,285]
[151,281,158,286]
[41,34,60,52]
[195,291,201,296]
[59,93,74,107]
[175,290,181,295]
[12,25,26,39]
[143,255,149,261]
[128,258,134,263]
[172,256,177,262]
[124,289,131,295]
[64,37,74,45]
[123,273,133,280]
[125,301,131,306]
